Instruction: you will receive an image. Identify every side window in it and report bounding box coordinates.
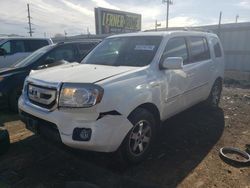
[212,38,222,58]
[11,40,26,54]
[162,37,188,64]
[189,37,210,62]
[1,41,11,54]
[78,43,96,57]
[26,40,49,52]
[44,45,76,63]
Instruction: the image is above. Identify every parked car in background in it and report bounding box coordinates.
[0,37,53,69]
[18,31,224,163]
[0,40,100,112]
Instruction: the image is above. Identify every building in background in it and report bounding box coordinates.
[94,7,141,35]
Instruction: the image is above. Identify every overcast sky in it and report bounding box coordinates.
[0,0,250,37]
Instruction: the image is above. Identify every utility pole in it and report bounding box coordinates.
[162,0,173,30]
[27,4,34,37]
[218,11,222,38]
[235,14,239,23]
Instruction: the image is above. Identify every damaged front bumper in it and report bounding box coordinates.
[18,96,133,152]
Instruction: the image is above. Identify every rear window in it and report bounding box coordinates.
[25,40,49,52]
[189,36,210,62]
[212,38,222,58]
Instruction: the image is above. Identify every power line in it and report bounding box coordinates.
[27,3,34,36]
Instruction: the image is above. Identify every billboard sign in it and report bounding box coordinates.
[95,7,141,35]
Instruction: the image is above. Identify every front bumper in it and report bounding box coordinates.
[18,96,133,152]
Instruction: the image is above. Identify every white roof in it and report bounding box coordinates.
[107,30,218,38]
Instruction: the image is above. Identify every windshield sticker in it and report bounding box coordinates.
[134,45,155,51]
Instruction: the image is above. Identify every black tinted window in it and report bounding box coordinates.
[25,40,49,52]
[162,37,188,64]
[78,43,96,57]
[189,37,210,62]
[11,40,26,53]
[45,45,76,62]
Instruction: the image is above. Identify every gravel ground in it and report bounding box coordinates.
[0,86,249,188]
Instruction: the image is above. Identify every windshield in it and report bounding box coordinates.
[13,45,54,68]
[82,36,162,67]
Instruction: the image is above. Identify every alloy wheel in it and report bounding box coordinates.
[128,120,152,157]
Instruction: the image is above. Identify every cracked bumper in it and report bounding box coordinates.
[18,96,133,152]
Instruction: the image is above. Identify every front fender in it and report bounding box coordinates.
[98,79,162,119]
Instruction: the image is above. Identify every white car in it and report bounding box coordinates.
[0,37,53,69]
[19,31,224,163]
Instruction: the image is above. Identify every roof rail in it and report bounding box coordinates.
[183,27,213,33]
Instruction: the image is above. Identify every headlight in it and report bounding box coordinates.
[59,83,104,108]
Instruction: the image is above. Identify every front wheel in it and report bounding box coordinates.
[119,108,156,164]
[204,79,222,108]
[9,89,22,113]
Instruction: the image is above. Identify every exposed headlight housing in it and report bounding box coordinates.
[59,83,104,108]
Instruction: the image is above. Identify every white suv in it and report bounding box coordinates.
[19,31,224,163]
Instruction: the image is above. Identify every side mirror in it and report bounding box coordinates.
[161,57,183,70]
[0,48,7,56]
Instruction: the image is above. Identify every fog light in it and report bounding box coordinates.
[72,128,92,141]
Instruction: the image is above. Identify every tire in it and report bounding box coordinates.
[0,128,10,155]
[119,108,156,164]
[9,89,21,113]
[204,79,222,108]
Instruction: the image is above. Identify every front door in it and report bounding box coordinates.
[160,37,192,120]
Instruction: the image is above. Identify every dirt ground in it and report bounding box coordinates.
[0,86,249,188]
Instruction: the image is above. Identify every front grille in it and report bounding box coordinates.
[27,84,57,110]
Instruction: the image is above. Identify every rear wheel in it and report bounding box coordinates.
[119,108,156,164]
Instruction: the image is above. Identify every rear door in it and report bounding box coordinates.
[184,36,212,106]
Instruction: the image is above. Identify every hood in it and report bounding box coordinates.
[0,67,25,76]
[29,63,138,83]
